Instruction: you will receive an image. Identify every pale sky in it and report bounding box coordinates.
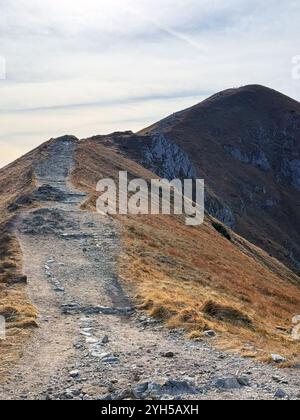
[0,0,300,167]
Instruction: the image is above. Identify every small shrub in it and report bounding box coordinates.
[150,304,172,320]
[202,300,252,327]
[212,221,232,241]
[177,308,199,323]
[0,306,19,322]
[7,318,39,329]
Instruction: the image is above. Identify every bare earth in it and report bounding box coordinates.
[0,138,299,400]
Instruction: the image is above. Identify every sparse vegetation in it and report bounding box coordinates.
[119,214,300,361]
[212,221,232,241]
[0,223,38,379]
[72,138,300,363]
[0,151,40,379]
[202,300,253,328]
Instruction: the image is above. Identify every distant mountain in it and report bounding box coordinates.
[90,85,300,273]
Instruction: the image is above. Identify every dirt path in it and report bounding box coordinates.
[0,137,299,400]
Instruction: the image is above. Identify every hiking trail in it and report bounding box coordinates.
[1,137,299,400]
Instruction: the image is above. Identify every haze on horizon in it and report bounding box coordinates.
[0,0,300,168]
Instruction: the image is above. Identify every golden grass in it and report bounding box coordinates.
[0,227,38,380]
[119,214,300,362]
[0,147,43,380]
[0,128,299,381]
[72,138,300,363]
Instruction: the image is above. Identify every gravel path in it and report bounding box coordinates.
[0,136,299,400]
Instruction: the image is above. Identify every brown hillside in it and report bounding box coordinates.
[72,137,300,361]
[138,85,300,274]
[0,137,73,377]
[1,130,300,376]
[0,147,43,377]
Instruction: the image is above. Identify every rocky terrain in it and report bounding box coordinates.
[91,86,300,273]
[0,136,299,400]
[142,85,300,274]
[0,85,300,401]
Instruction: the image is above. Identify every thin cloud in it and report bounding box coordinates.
[120,3,204,51]
[0,89,212,113]
[0,0,300,167]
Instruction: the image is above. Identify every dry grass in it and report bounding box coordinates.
[73,137,300,363]
[140,85,300,276]
[0,145,45,379]
[202,300,253,327]
[119,214,300,362]
[1,132,299,381]
[0,226,38,379]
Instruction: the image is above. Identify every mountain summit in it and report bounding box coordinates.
[1,85,300,399]
[103,85,300,273]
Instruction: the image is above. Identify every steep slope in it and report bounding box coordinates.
[136,85,300,274]
[0,135,300,400]
[0,136,83,377]
[73,137,300,361]
[0,145,46,377]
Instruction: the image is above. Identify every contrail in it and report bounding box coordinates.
[119,3,203,51]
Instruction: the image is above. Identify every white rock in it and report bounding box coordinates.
[204,330,216,338]
[69,370,79,378]
[100,352,111,359]
[271,354,287,363]
[80,331,92,337]
[86,337,99,344]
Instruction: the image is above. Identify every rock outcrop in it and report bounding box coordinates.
[139,85,300,273]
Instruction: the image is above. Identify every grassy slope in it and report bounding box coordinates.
[1,134,299,380]
[139,85,300,275]
[0,143,52,378]
[72,138,300,362]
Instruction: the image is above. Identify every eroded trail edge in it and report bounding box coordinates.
[1,137,300,400]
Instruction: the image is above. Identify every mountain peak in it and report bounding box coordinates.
[51,135,79,143]
[138,85,300,274]
[196,84,299,110]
